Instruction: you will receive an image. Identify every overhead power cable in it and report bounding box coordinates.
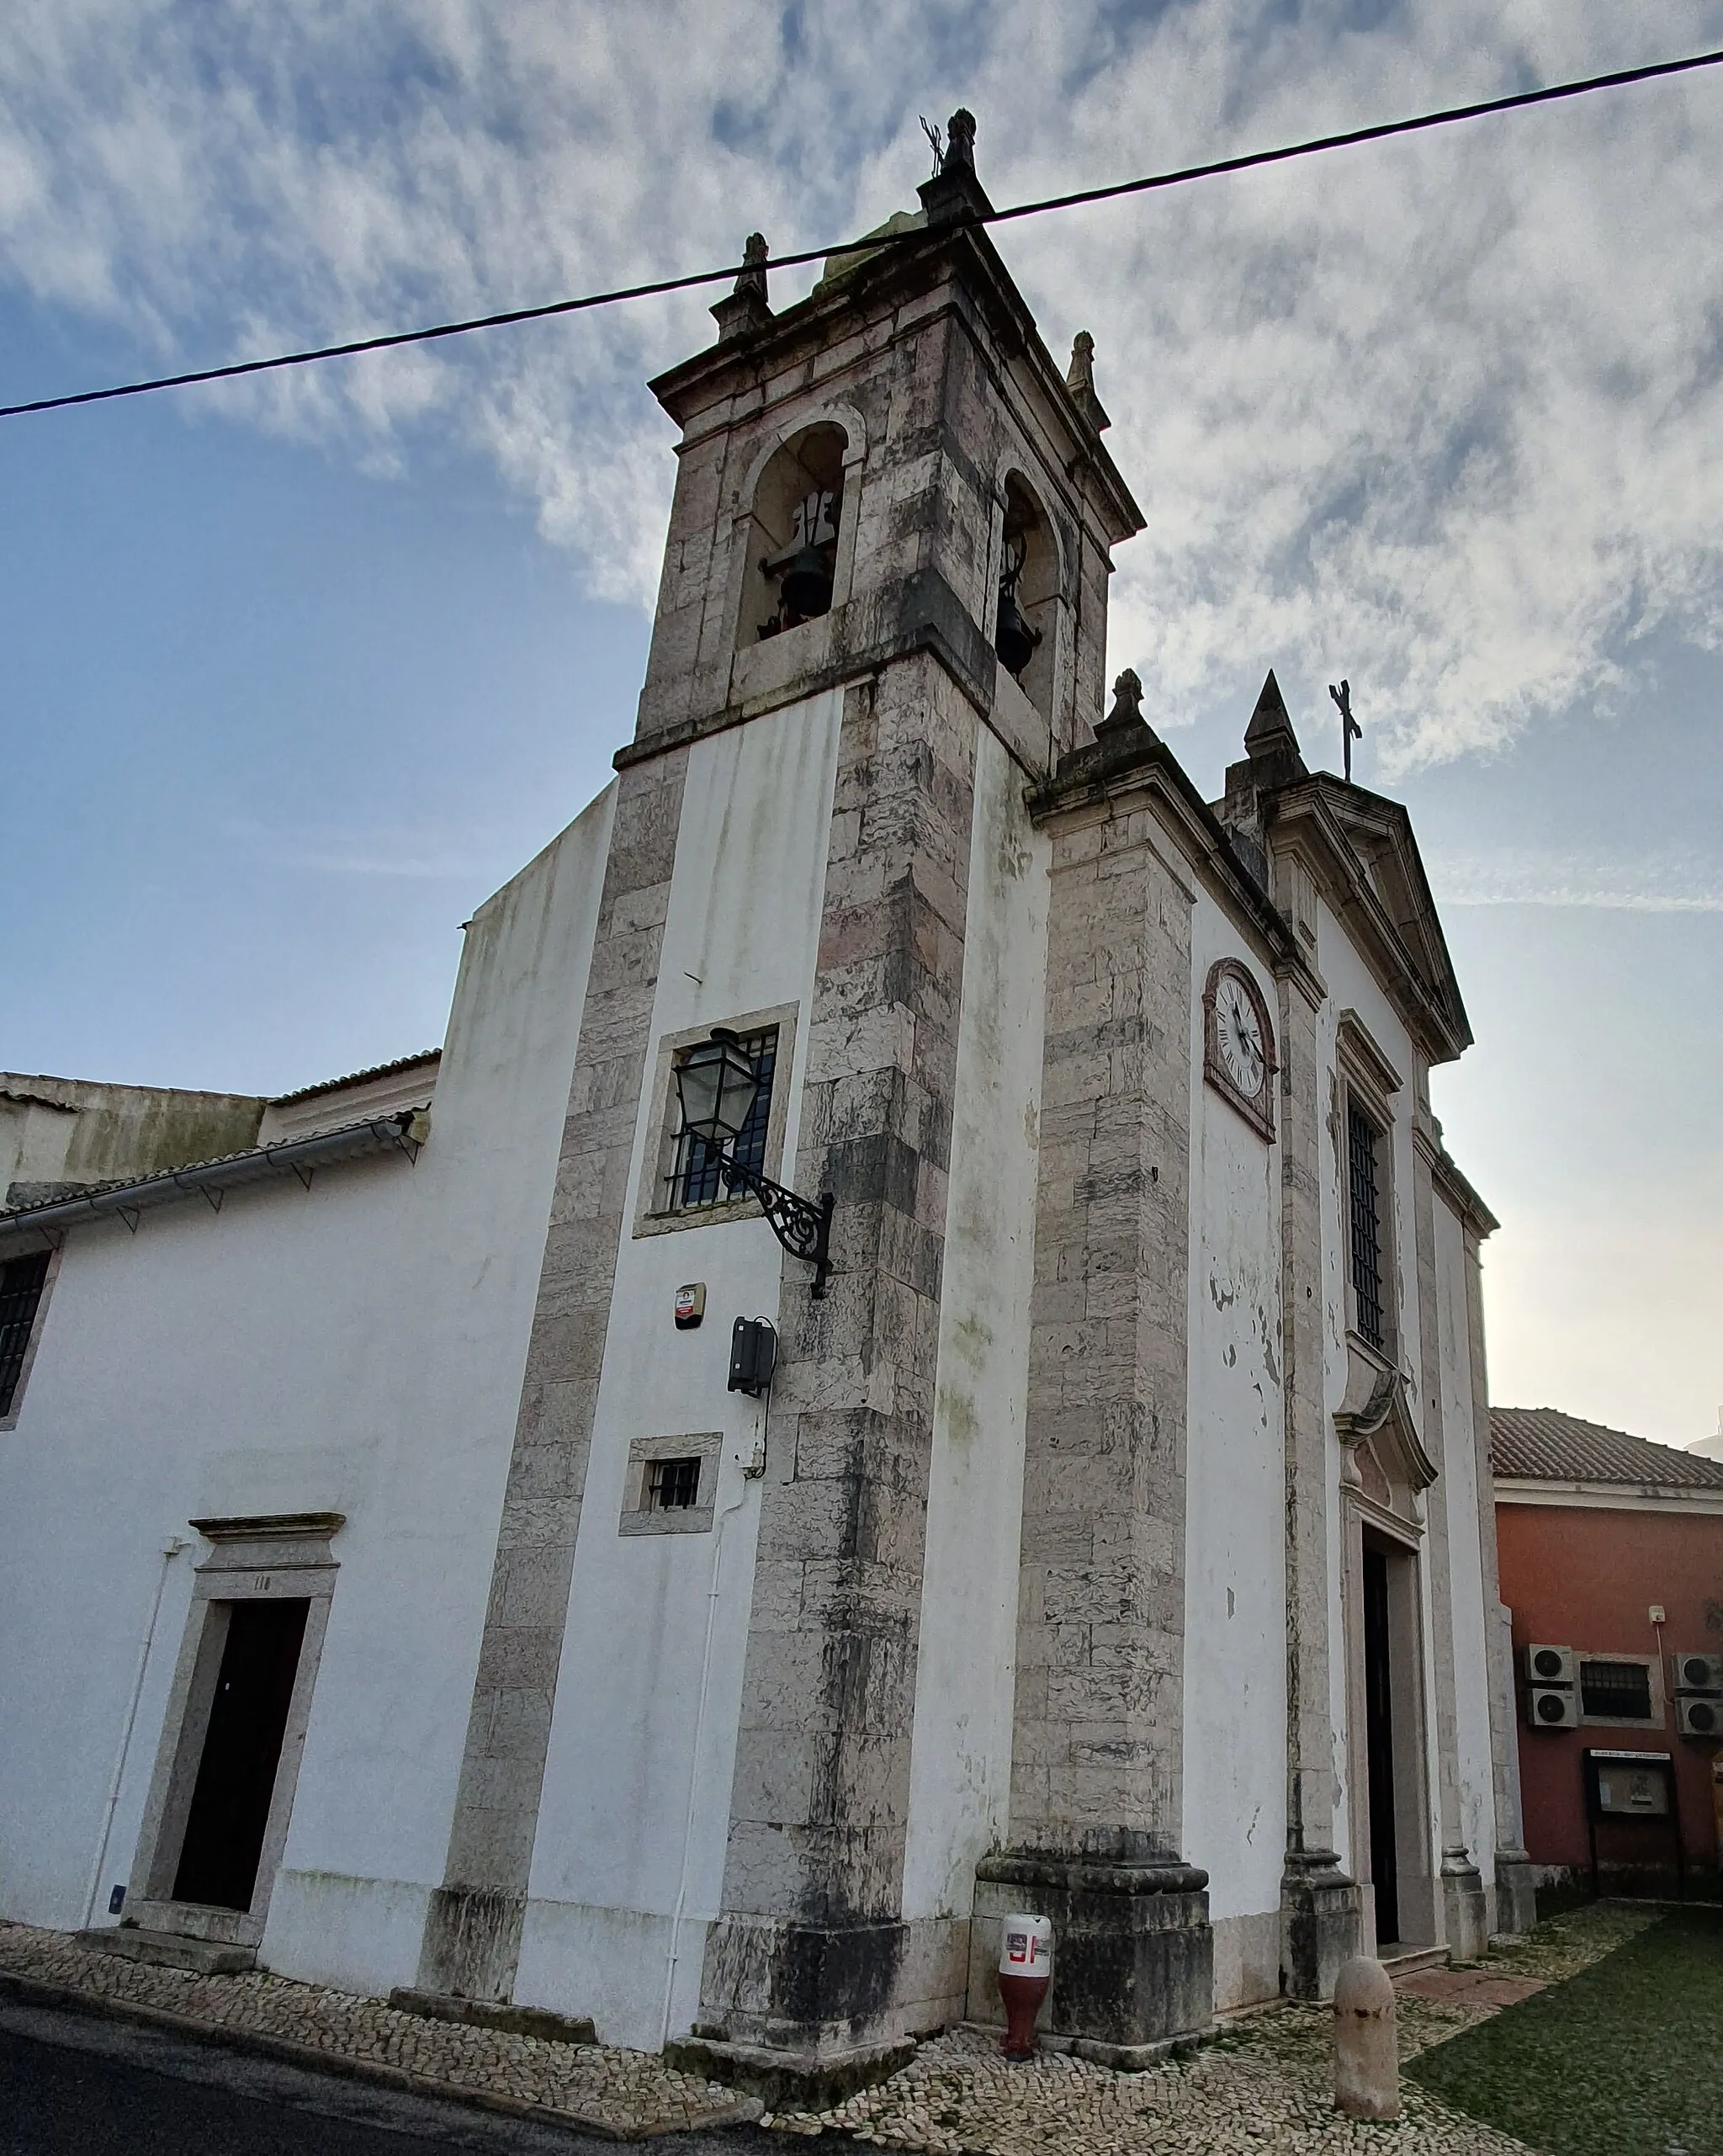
[3,42,1721,422]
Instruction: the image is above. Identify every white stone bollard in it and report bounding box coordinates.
[1333,1956,1399,2121]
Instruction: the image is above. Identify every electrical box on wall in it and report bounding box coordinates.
[729,1316,777,1397]
[675,1283,706,1330]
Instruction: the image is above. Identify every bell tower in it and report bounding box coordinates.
[629,110,1138,782]
[637,119,1142,2085]
[417,110,1142,2095]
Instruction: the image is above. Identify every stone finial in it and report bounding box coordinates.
[1243,668,1307,782]
[1064,331,1111,433]
[736,231,769,299]
[710,231,773,342]
[918,106,991,225]
[1098,667,1147,732]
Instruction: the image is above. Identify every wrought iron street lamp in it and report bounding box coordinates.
[672,1028,835,1297]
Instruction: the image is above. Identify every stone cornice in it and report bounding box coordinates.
[1026,720,1324,1004]
[1495,1479,1723,1516]
[616,565,1004,771]
[1425,1138,1499,1240]
[648,219,1144,543]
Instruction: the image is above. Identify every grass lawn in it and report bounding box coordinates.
[1408,1904,1723,2156]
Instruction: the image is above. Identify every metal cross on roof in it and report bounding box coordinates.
[1329,677,1362,782]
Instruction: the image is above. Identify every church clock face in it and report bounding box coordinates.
[1215,972,1266,1097]
[1202,959,1276,1142]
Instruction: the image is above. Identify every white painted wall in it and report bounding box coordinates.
[517,689,844,2049]
[0,784,615,1997]
[900,724,1048,1921]
[1434,1195,1498,1883]
[1180,895,1288,2005]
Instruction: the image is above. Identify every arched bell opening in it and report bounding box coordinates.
[995,475,1058,720]
[738,423,849,647]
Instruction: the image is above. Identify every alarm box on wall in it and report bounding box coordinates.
[1670,1652,1723,1695]
[1526,1686,1579,1729]
[1524,1643,1577,1687]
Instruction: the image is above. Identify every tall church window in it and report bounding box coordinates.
[1347,1102,1386,1351]
[740,424,847,646]
[0,1249,50,1418]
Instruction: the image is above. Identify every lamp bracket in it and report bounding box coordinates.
[716,1154,835,1298]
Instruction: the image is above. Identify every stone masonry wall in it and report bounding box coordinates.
[698,651,978,2051]
[1009,788,1195,1859]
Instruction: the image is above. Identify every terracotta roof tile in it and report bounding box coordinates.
[269,1050,440,1107]
[1490,1406,1723,1489]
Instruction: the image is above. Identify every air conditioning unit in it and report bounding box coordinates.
[1527,1686,1579,1729]
[1524,1643,1577,1686]
[1670,1652,1723,1695]
[1676,1695,1722,1739]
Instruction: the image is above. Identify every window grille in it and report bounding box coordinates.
[649,1456,702,1511]
[1347,1102,1385,1351]
[0,1250,50,1417]
[667,1028,777,1212]
[1580,1659,1653,1720]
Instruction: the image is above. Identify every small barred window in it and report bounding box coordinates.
[1580,1659,1654,1720]
[649,1457,702,1511]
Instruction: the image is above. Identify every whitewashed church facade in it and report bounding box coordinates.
[0,119,1532,2099]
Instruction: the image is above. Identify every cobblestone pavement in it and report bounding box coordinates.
[0,1902,1664,2153]
[0,1922,759,2137]
[758,1904,1667,2156]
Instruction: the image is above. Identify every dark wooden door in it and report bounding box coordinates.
[173,1599,309,1912]
[1362,1546,1400,1947]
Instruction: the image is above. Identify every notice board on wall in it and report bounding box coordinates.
[1585,1750,1673,1818]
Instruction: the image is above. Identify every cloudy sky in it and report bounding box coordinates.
[3,0,1720,1446]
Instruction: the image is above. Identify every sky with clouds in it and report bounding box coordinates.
[3,0,1720,1446]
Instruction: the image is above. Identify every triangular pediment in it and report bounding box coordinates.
[1274,777,1471,1064]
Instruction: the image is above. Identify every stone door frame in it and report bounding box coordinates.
[125,1512,342,1948]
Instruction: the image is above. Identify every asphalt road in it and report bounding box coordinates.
[0,1998,777,2156]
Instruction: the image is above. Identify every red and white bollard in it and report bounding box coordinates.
[996,1912,1052,2061]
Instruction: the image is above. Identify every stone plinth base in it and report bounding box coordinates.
[73,1926,255,1976]
[1493,1848,1538,1936]
[1279,1852,1362,2001]
[665,2033,915,2111]
[971,1851,1212,2052]
[1439,1855,1490,1962]
[691,1914,952,2106]
[388,1987,595,2046]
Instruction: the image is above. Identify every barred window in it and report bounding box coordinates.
[1580,1659,1654,1721]
[1347,1102,1385,1351]
[649,1456,702,1511]
[666,1028,777,1213]
[0,1250,50,1417]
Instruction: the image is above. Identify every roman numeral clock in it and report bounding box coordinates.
[1202,958,1277,1143]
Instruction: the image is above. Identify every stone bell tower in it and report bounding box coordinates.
[639,119,1142,2087]
[416,109,1141,2091]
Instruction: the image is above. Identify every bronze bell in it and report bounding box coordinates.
[780,544,834,621]
[995,589,1042,677]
